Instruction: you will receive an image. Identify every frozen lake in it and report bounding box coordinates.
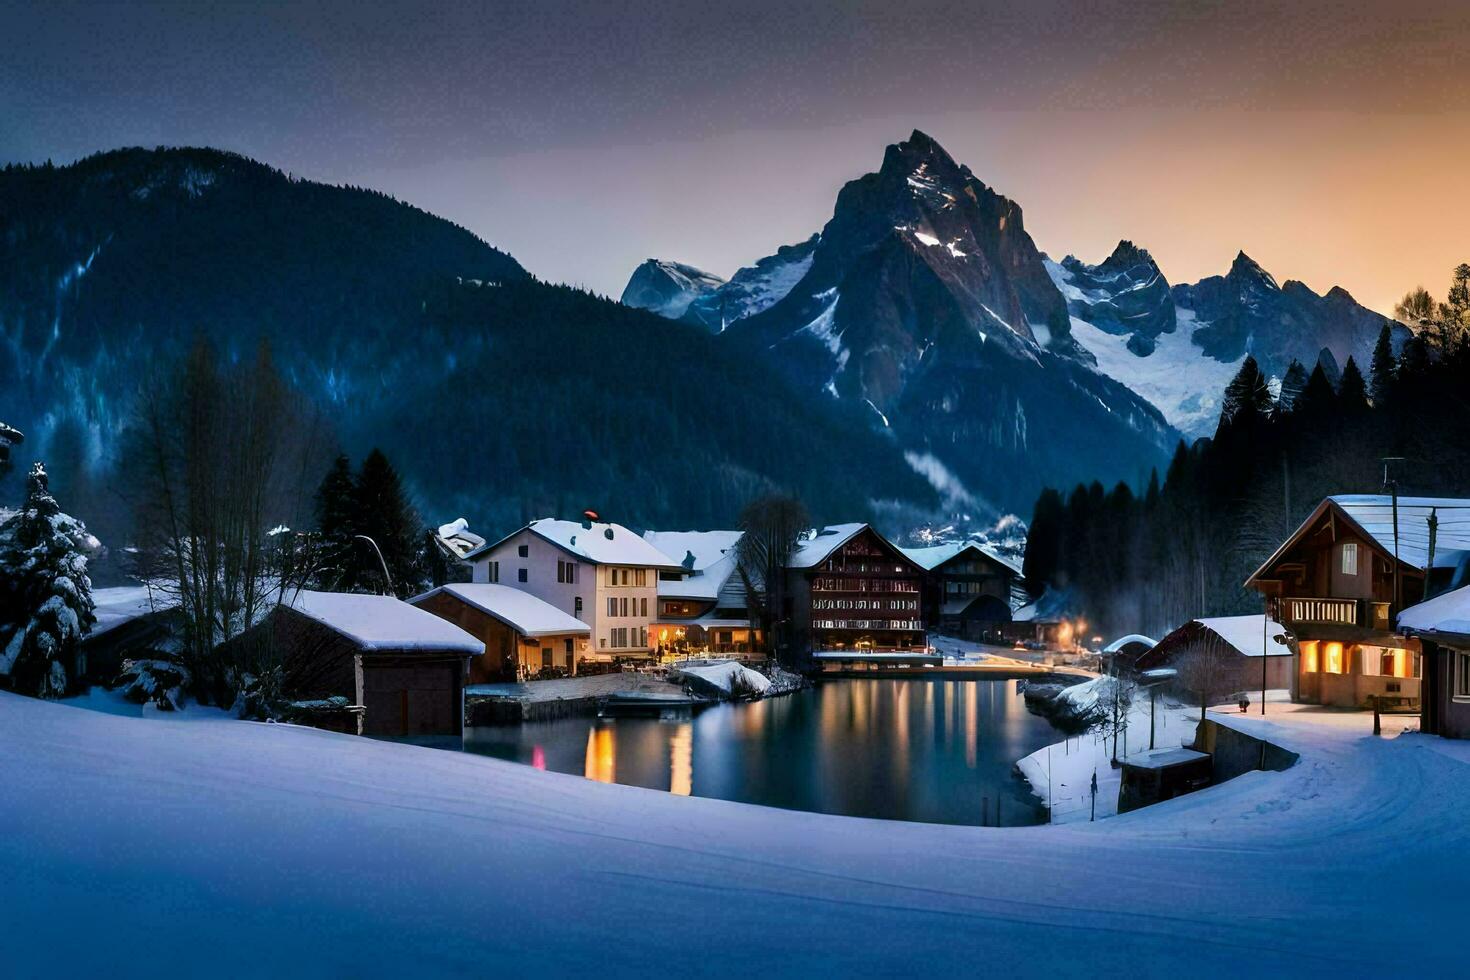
[464,677,1065,826]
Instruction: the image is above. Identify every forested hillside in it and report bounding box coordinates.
[1024,323,1470,637]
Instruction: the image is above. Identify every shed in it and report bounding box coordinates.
[1135,615,1293,695]
[1117,747,1212,813]
[410,583,591,682]
[229,591,483,737]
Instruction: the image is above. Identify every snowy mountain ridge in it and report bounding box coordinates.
[626,131,1178,519]
[1049,245,1406,438]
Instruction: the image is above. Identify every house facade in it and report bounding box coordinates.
[411,583,592,682]
[1400,584,1470,739]
[1133,615,1294,700]
[900,541,1022,641]
[642,530,763,657]
[786,524,926,654]
[465,518,682,663]
[1245,495,1470,708]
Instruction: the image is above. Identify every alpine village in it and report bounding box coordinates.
[3,32,1470,973]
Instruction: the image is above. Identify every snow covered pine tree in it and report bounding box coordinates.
[0,463,97,697]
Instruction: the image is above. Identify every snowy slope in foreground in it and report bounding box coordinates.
[2,692,1465,976]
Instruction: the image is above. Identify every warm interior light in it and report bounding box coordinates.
[1324,642,1344,674]
[1300,640,1320,673]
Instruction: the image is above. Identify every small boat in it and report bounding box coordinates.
[597,691,709,719]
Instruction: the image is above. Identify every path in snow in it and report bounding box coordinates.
[0,691,1464,977]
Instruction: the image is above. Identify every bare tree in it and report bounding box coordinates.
[736,494,810,666]
[125,338,330,704]
[1093,671,1139,766]
[1173,633,1242,724]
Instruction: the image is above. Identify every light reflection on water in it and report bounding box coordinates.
[464,678,1063,826]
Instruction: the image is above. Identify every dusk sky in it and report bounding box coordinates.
[4,0,1467,313]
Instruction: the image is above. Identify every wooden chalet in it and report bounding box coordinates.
[899,541,1022,642]
[1245,495,1470,709]
[410,583,591,682]
[785,524,926,656]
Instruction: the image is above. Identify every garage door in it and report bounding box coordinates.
[362,662,461,737]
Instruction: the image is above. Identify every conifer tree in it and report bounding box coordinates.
[351,449,423,597]
[0,463,96,697]
[1277,360,1308,411]
[314,455,356,542]
[1217,355,1274,431]
[1369,323,1396,405]
[1293,363,1338,418]
[1338,357,1369,413]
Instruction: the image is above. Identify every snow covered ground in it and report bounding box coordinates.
[1017,698,1199,823]
[2,690,1466,977]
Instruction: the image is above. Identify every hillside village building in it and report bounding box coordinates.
[1400,584,1470,740]
[642,530,762,656]
[899,541,1023,641]
[786,524,926,654]
[1246,495,1470,708]
[464,518,682,663]
[411,583,591,681]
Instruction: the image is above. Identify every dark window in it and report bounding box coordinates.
[518,568,528,583]
[518,544,529,558]
[574,596,583,617]
[541,648,552,669]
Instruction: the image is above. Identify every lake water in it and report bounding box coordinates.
[463,678,1065,826]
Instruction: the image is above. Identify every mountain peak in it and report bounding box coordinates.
[1101,239,1156,272]
[881,129,962,178]
[1229,250,1279,289]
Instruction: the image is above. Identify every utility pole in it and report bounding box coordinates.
[1382,458,1405,619]
[1261,596,1270,715]
[1424,508,1439,602]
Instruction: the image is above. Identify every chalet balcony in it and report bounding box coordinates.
[1283,598,1393,632]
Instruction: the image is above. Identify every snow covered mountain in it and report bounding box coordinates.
[623,235,821,334]
[0,147,938,537]
[619,259,726,320]
[1050,246,1406,438]
[625,131,1178,517]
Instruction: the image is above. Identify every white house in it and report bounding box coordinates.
[642,530,762,655]
[465,518,682,662]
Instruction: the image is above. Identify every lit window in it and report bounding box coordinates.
[1323,642,1344,674]
[1300,641,1319,673]
[1341,542,1358,576]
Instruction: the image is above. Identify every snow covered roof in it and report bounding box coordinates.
[898,540,1022,575]
[1190,615,1291,658]
[643,530,743,570]
[1102,634,1157,654]
[643,530,744,600]
[1330,495,1470,571]
[1398,585,1470,639]
[788,523,871,569]
[472,518,683,569]
[1248,495,1470,583]
[90,585,175,637]
[286,591,483,653]
[1122,747,1209,771]
[410,584,589,638]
